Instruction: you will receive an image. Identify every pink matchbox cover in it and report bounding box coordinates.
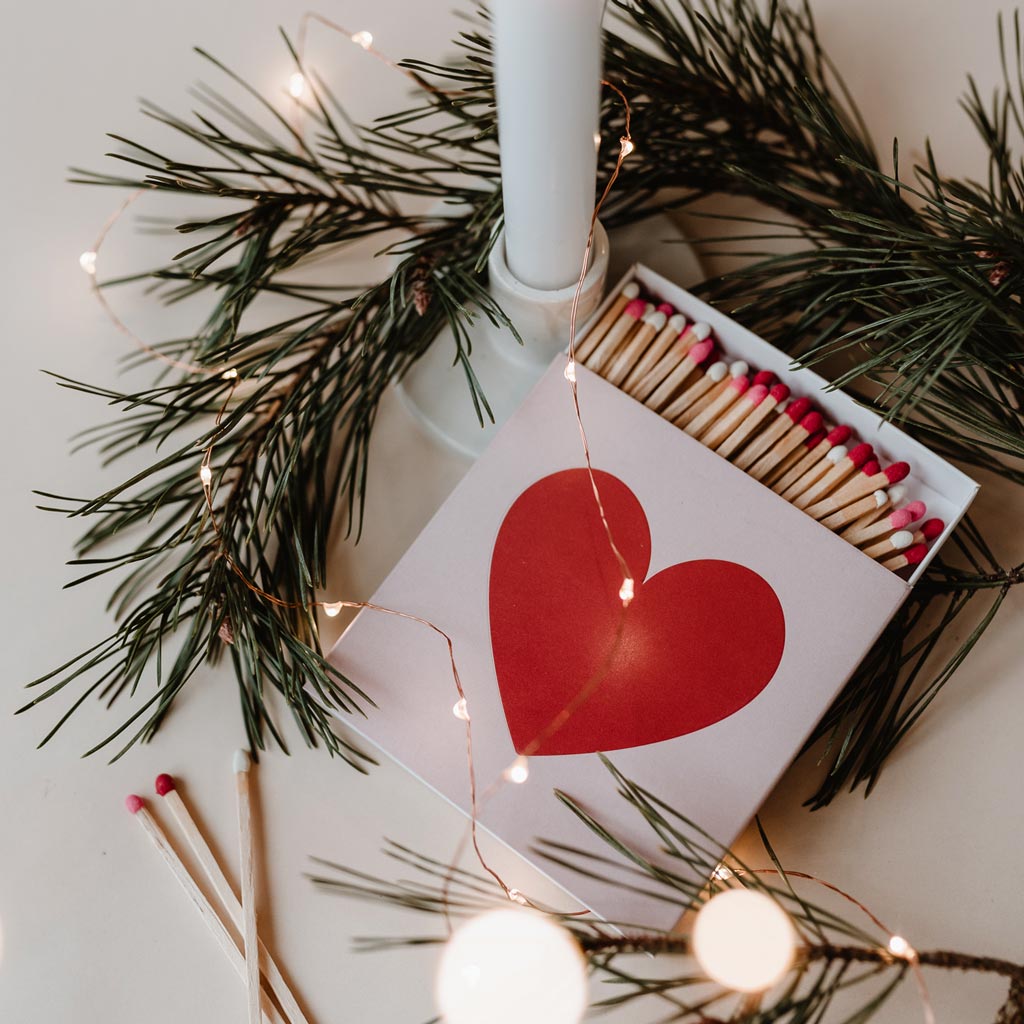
[328,357,918,930]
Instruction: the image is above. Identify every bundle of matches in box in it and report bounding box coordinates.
[576,282,945,574]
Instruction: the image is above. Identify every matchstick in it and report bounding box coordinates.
[715,383,790,458]
[879,543,929,573]
[842,505,917,546]
[736,398,813,473]
[608,306,680,387]
[637,338,715,408]
[605,308,668,386]
[575,281,640,361]
[763,428,825,486]
[787,442,873,507]
[235,751,261,1024]
[155,774,311,1024]
[913,518,945,545]
[805,461,910,520]
[685,374,750,439]
[677,360,749,427]
[819,487,893,531]
[770,424,851,492]
[841,487,914,534]
[125,796,286,1024]
[662,360,728,423]
[582,299,651,374]
[702,383,770,451]
[622,319,710,394]
[863,530,914,560]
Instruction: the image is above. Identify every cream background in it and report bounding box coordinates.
[2,2,1022,1022]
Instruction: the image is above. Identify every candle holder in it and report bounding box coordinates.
[398,221,610,459]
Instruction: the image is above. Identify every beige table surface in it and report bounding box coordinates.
[2,1,1022,1021]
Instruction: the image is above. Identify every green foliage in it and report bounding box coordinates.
[25,1,1024,809]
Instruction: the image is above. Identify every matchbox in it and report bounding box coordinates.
[328,265,978,930]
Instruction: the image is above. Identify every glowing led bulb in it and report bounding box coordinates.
[199,464,213,486]
[452,697,470,721]
[712,864,733,881]
[351,30,373,49]
[619,577,634,605]
[322,601,343,618]
[507,888,528,906]
[563,359,577,383]
[593,131,601,151]
[888,935,911,958]
[692,889,796,993]
[435,909,587,1024]
[620,137,635,157]
[504,755,529,784]
[79,250,97,275]
[221,367,238,380]
[288,72,306,99]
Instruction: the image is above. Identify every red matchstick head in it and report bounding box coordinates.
[860,459,880,477]
[826,424,852,446]
[155,774,176,796]
[125,794,145,815]
[753,370,777,388]
[848,443,874,468]
[783,396,812,422]
[624,298,647,319]
[746,384,769,406]
[904,500,926,522]
[921,518,945,541]
[884,461,910,484]
[769,383,790,404]
[729,375,751,395]
[804,429,826,448]
[799,411,823,434]
[889,508,914,529]
[689,338,715,365]
[904,543,929,566]
[656,302,675,316]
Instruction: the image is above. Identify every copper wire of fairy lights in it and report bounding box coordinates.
[80,28,939,1016]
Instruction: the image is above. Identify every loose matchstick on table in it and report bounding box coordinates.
[125,795,286,1024]
[154,774,311,1024]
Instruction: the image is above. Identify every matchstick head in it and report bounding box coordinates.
[799,411,823,434]
[904,500,926,521]
[871,488,888,507]
[826,444,849,464]
[624,298,647,319]
[889,508,914,529]
[705,361,728,382]
[860,459,880,478]
[644,310,668,330]
[668,313,687,333]
[691,322,712,342]
[125,794,145,815]
[768,383,790,404]
[886,485,908,506]
[848,443,874,468]
[753,370,777,388]
[154,773,176,796]
[883,461,910,484]
[745,384,769,405]
[803,429,826,448]
[621,282,640,299]
[233,749,251,773]
[690,339,715,364]
[921,518,945,541]
[728,360,749,378]
[826,424,852,446]
[656,302,675,316]
[783,397,812,422]
[728,375,751,395]
[889,530,914,549]
[903,543,929,566]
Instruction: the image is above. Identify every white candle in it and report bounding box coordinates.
[492,0,604,292]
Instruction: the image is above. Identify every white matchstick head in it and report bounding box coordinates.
[728,360,749,378]
[872,489,888,507]
[643,310,668,330]
[691,322,712,341]
[668,313,687,332]
[705,361,728,382]
[233,749,251,773]
[622,282,640,299]
[826,444,849,464]
[886,484,908,506]
[888,530,914,550]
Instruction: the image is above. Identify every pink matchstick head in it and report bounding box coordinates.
[783,396,812,422]
[753,370,777,388]
[903,543,929,566]
[860,459,881,477]
[921,518,945,541]
[904,500,927,522]
[746,384,769,406]
[804,430,826,449]
[799,411,823,434]
[155,774,176,796]
[769,383,790,404]
[883,461,910,484]
[826,424,852,447]
[689,338,715,365]
[656,302,675,316]
[125,794,144,815]
[729,375,751,395]
[848,443,874,468]
[888,508,914,529]
[624,298,647,319]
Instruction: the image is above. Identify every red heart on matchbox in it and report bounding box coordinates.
[488,468,785,755]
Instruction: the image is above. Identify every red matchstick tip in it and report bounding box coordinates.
[155,774,176,796]
[804,429,826,448]
[769,383,790,404]
[656,302,675,316]
[884,461,910,484]
[125,794,145,815]
[799,411,824,434]
[783,396,812,422]
[826,424,852,446]
[889,508,914,529]
[746,384,769,406]
[903,543,929,566]
[904,500,927,522]
[624,298,647,319]
[729,375,751,395]
[848,443,874,468]
[860,459,880,477]
[689,338,715,364]
[753,370,777,388]
[921,518,945,541]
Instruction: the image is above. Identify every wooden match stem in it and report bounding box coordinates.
[237,767,261,1024]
